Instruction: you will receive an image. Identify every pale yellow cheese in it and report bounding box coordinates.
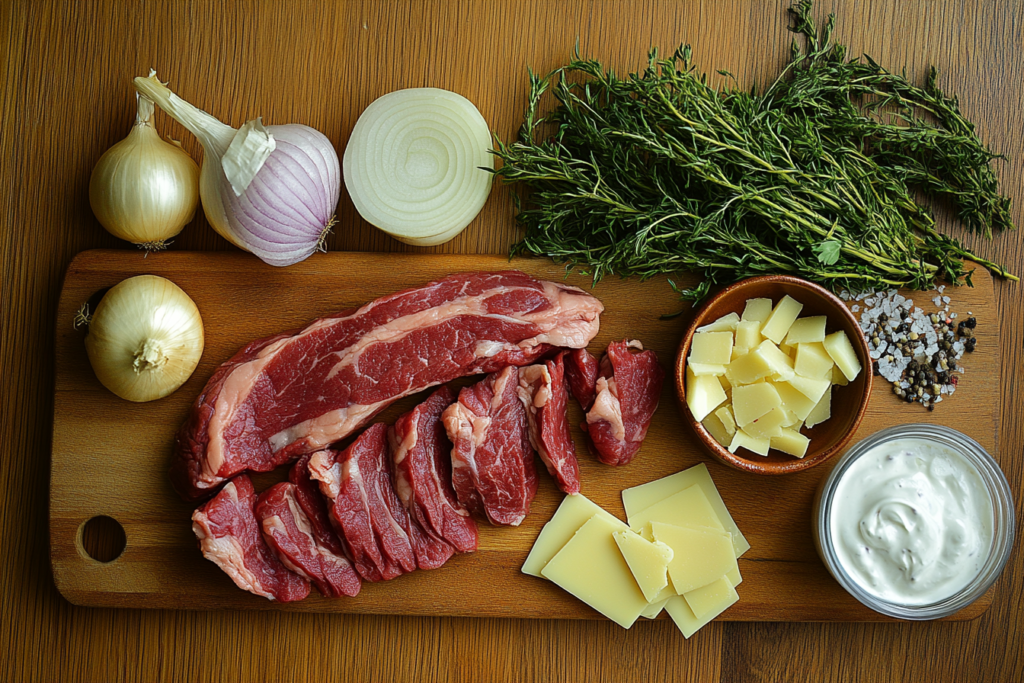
[683,575,739,619]
[714,405,737,436]
[741,297,772,324]
[805,385,832,428]
[823,330,863,381]
[741,406,788,440]
[787,373,831,404]
[768,379,818,421]
[726,349,772,385]
[730,345,749,362]
[831,365,850,386]
[702,412,732,446]
[689,331,734,365]
[784,315,827,344]
[734,320,762,349]
[685,366,728,422]
[621,464,750,557]
[753,340,795,381]
[718,373,732,394]
[640,597,671,619]
[779,340,794,357]
[794,341,834,379]
[761,295,804,344]
[651,522,737,594]
[731,382,781,426]
[522,493,625,577]
[696,312,740,333]
[728,429,770,456]
[627,484,723,536]
[688,361,727,377]
[665,593,738,639]
[770,428,810,458]
[541,516,650,629]
[613,530,674,603]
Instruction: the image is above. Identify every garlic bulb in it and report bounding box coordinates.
[89,92,199,251]
[133,73,341,267]
[83,275,204,402]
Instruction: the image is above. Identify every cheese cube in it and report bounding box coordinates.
[627,485,724,536]
[741,297,772,324]
[753,340,795,381]
[688,361,727,377]
[731,382,781,426]
[728,429,771,456]
[641,597,671,619]
[522,493,626,577]
[769,379,818,421]
[831,365,850,386]
[702,412,732,446]
[823,330,863,381]
[726,349,771,385]
[541,516,650,628]
[805,385,832,428]
[761,295,804,343]
[651,522,738,594]
[741,406,787,440]
[685,367,728,422]
[734,320,762,349]
[779,408,800,428]
[689,331,733,366]
[770,428,810,458]
[665,591,739,639]
[714,405,737,436]
[684,575,739,619]
[779,340,794,357]
[621,464,750,557]
[730,345,748,361]
[794,342,834,379]
[787,373,831,404]
[784,316,827,344]
[696,312,740,332]
[613,530,674,603]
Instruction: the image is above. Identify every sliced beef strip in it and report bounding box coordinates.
[191,475,310,602]
[443,366,539,526]
[518,353,581,495]
[583,340,665,466]
[255,482,362,598]
[564,348,600,411]
[390,387,478,558]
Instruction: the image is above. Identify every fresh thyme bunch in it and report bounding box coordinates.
[493,1,1016,301]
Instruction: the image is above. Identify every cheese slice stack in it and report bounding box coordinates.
[522,464,747,638]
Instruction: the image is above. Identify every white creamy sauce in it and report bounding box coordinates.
[830,438,993,605]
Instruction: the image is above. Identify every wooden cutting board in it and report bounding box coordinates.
[50,249,1000,621]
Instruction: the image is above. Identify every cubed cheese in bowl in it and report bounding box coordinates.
[675,276,872,475]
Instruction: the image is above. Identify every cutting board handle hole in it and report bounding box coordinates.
[78,516,126,563]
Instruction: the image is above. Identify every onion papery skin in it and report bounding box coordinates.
[343,88,493,245]
[203,124,341,266]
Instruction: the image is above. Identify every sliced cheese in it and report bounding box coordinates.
[787,373,831,404]
[726,349,772,385]
[823,330,862,381]
[613,530,674,603]
[702,411,732,446]
[761,295,804,344]
[741,406,787,440]
[685,366,728,423]
[621,464,750,557]
[770,428,810,458]
[714,405,737,436]
[665,593,738,639]
[542,515,650,629]
[696,312,740,332]
[728,429,770,456]
[689,361,727,377]
[627,484,723,536]
[768,379,818,421]
[522,493,625,577]
[731,382,781,426]
[805,385,832,428]
[683,575,739,619]
[734,320,762,349]
[831,364,850,386]
[794,341,834,379]
[640,597,671,619]
[689,331,733,366]
[651,522,737,594]
[741,297,772,324]
[753,340,795,381]
[784,315,827,344]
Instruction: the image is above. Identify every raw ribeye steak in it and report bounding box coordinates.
[308,424,419,581]
[518,353,580,495]
[172,271,604,501]
[443,366,538,526]
[256,481,362,599]
[390,387,478,557]
[564,348,599,411]
[583,340,665,466]
[191,475,310,602]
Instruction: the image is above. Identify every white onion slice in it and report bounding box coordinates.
[343,88,493,244]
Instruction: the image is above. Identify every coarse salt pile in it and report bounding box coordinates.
[838,286,978,410]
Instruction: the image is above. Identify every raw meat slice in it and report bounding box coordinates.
[191,475,310,602]
[308,424,417,581]
[564,348,600,411]
[390,387,479,556]
[518,353,580,495]
[443,366,539,526]
[289,454,351,566]
[583,340,665,466]
[255,482,362,598]
[172,271,604,501]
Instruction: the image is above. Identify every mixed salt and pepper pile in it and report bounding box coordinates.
[841,287,978,410]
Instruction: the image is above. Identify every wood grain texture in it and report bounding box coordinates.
[49,250,997,621]
[3,0,1023,681]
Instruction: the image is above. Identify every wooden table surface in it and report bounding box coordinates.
[3,1,1022,681]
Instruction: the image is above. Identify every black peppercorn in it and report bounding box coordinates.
[966,317,977,329]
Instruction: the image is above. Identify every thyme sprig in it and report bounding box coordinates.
[493,1,1016,301]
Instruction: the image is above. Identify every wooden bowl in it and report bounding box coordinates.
[675,276,872,475]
